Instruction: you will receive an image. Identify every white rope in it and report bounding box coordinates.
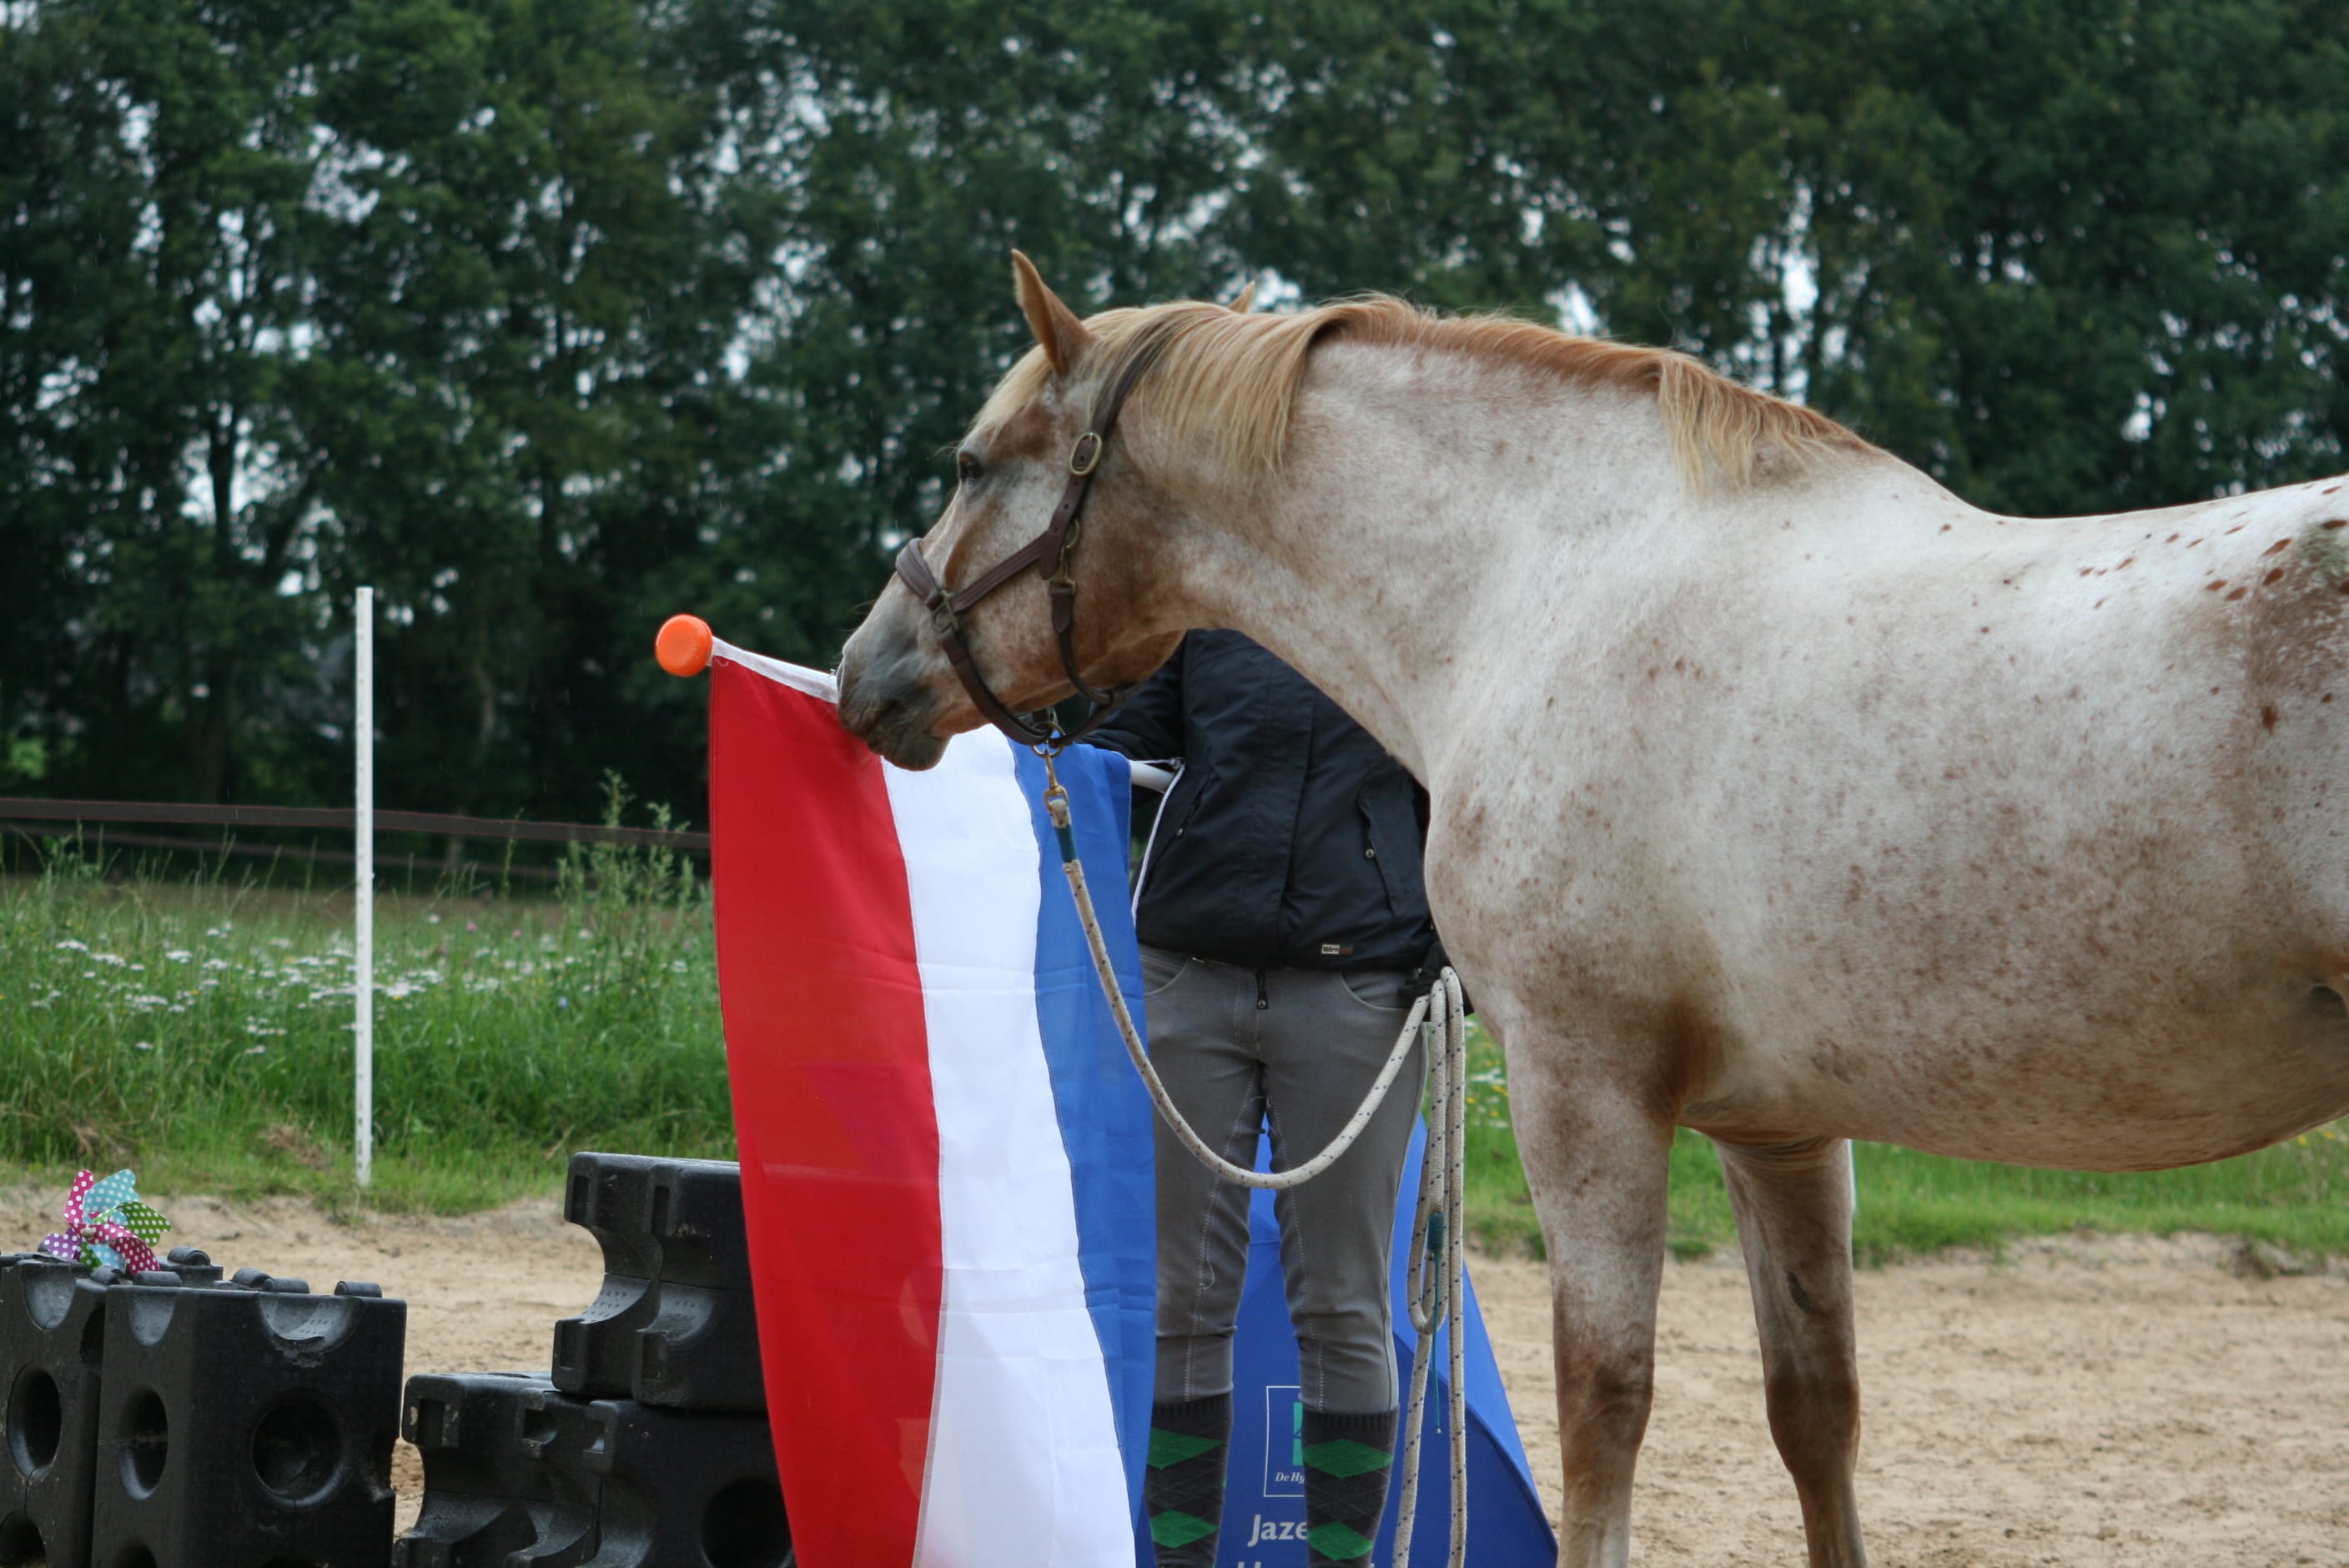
[1044,782,1468,1565]
[1394,967,1469,1568]
[1054,797,1426,1191]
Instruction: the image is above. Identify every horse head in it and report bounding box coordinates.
[837,253,1197,769]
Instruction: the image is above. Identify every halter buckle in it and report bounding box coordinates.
[1069,431,1104,476]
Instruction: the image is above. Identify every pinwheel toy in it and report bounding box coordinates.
[40,1168,170,1274]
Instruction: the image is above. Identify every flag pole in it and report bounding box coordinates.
[355,585,375,1189]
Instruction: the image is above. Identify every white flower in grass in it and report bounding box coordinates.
[93,952,125,967]
[54,938,88,952]
[202,957,228,971]
[127,994,167,1010]
[132,1041,153,1051]
[163,950,192,963]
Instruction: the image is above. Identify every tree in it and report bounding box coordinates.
[1,0,348,803]
[6,0,2345,822]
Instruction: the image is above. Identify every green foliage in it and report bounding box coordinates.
[0,0,807,819]
[1464,1098,2349,1265]
[5,0,2346,816]
[8,851,2347,1251]
[0,832,728,1211]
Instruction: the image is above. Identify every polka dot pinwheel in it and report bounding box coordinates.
[39,1168,170,1274]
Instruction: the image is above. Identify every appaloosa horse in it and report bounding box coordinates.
[835,253,2349,1567]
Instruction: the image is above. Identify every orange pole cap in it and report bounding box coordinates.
[656,614,715,677]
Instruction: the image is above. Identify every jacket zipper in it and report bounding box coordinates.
[1255,970,1268,1011]
[1129,759,1187,920]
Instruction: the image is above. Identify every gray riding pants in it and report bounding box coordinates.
[1143,946,1426,1413]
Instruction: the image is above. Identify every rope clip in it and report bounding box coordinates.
[1038,750,1079,857]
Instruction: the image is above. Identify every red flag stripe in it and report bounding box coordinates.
[711,661,939,1566]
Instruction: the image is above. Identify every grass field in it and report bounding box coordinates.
[1460,1025,2349,1264]
[3,847,2345,1260]
[0,833,730,1213]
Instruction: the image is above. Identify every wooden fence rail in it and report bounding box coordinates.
[0,797,709,851]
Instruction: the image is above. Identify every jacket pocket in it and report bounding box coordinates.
[1356,782,1422,915]
[1154,769,1210,857]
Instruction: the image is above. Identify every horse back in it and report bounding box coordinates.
[1444,466,2349,1171]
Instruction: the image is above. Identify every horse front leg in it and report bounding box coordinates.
[1717,1136,1869,1568]
[1512,1066,1674,1567]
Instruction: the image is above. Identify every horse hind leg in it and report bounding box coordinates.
[1717,1136,1869,1568]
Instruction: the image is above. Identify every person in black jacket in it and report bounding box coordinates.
[1093,630,1435,1568]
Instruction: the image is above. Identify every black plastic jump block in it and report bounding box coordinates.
[0,1248,224,1568]
[88,1274,406,1568]
[0,1257,108,1568]
[395,1372,792,1568]
[551,1154,763,1411]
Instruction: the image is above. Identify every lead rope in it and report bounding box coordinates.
[1044,775,1469,1567]
[1393,967,1468,1568]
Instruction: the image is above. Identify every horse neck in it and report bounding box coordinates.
[1155,355,1700,780]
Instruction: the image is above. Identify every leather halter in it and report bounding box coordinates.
[892,341,1164,751]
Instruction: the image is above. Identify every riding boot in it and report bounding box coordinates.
[1301,1406,1397,1565]
[1146,1393,1232,1565]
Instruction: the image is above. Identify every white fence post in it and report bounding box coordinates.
[355,585,375,1189]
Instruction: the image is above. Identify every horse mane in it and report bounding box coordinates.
[973,294,1873,489]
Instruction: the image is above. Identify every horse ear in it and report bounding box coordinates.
[1224,279,1258,314]
[1011,250,1090,376]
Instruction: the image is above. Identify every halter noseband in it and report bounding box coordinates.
[892,342,1164,751]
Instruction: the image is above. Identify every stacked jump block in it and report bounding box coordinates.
[395,1154,791,1568]
[0,1249,406,1568]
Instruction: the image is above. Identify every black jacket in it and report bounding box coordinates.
[1090,631,1436,972]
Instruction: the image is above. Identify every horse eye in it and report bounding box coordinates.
[957,451,984,486]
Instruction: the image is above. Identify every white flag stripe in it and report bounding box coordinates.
[886,731,1134,1567]
[710,640,837,701]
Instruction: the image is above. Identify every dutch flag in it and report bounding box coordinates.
[707,643,1156,1567]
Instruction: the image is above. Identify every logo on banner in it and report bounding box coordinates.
[1262,1385,1304,1496]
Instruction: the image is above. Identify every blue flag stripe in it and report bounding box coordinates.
[1017,743,1159,1520]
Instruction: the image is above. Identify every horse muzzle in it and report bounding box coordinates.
[836,619,955,771]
